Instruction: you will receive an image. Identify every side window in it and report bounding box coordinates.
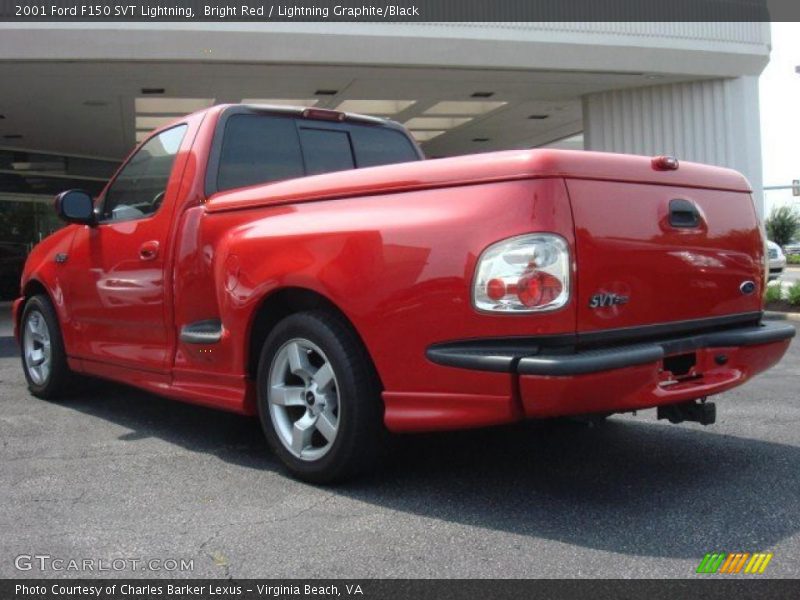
[217,115,304,192]
[298,128,355,175]
[101,125,187,222]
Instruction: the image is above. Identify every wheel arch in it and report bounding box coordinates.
[245,287,382,388]
[18,278,79,361]
[18,279,50,328]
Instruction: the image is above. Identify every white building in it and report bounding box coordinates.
[0,22,771,259]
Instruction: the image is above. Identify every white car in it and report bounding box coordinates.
[783,240,800,256]
[767,240,786,280]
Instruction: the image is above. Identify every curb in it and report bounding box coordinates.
[764,311,800,322]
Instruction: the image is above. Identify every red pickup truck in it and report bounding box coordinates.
[13,104,795,482]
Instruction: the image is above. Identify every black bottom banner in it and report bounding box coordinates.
[2,579,799,600]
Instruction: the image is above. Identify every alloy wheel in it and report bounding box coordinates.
[23,309,52,385]
[267,338,340,461]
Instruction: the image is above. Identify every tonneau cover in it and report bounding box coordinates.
[205,149,751,213]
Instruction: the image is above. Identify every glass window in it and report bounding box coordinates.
[214,113,420,193]
[101,125,187,222]
[217,115,304,192]
[349,126,419,168]
[298,128,355,175]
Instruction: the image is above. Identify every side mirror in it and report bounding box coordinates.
[55,190,96,226]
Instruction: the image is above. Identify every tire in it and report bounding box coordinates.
[19,294,74,399]
[256,310,385,483]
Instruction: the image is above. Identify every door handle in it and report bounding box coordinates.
[139,241,160,261]
[668,198,701,228]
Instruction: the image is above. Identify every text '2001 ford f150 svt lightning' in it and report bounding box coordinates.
[13,104,795,482]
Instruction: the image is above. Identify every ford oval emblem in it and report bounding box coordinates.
[740,281,756,295]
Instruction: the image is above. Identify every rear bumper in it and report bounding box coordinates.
[403,319,795,427]
[518,335,792,418]
[427,321,795,377]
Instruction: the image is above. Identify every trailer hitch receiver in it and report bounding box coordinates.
[657,399,716,426]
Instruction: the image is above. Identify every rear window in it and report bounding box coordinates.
[299,128,355,175]
[215,113,419,192]
[349,126,419,168]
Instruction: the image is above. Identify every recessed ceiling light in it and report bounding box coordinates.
[528,114,549,120]
[83,100,110,107]
[335,100,416,115]
[314,89,338,96]
[424,101,507,116]
[135,116,177,130]
[410,130,446,142]
[472,137,490,142]
[404,117,472,130]
[3,134,22,139]
[135,97,214,114]
[12,160,65,172]
[471,91,494,98]
[141,87,166,95]
[241,98,319,107]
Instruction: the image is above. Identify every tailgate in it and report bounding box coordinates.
[566,178,764,333]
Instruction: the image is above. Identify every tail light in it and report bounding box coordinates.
[473,233,570,313]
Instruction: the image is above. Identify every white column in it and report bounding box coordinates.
[583,77,764,217]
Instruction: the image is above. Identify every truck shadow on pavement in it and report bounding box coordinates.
[60,377,800,561]
[0,336,18,359]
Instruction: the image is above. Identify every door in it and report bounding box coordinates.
[66,124,189,371]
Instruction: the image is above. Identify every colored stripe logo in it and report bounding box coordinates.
[697,552,773,574]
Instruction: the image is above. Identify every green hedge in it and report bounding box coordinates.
[789,282,800,306]
[765,284,783,304]
[766,281,800,306]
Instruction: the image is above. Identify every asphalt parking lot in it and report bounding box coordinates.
[0,305,798,579]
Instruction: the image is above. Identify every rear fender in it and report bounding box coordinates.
[205,178,577,403]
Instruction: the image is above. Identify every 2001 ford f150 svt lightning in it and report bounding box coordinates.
[13,104,795,482]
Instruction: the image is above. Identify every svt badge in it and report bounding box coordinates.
[589,292,629,309]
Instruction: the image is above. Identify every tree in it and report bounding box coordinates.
[765,205,800,248]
